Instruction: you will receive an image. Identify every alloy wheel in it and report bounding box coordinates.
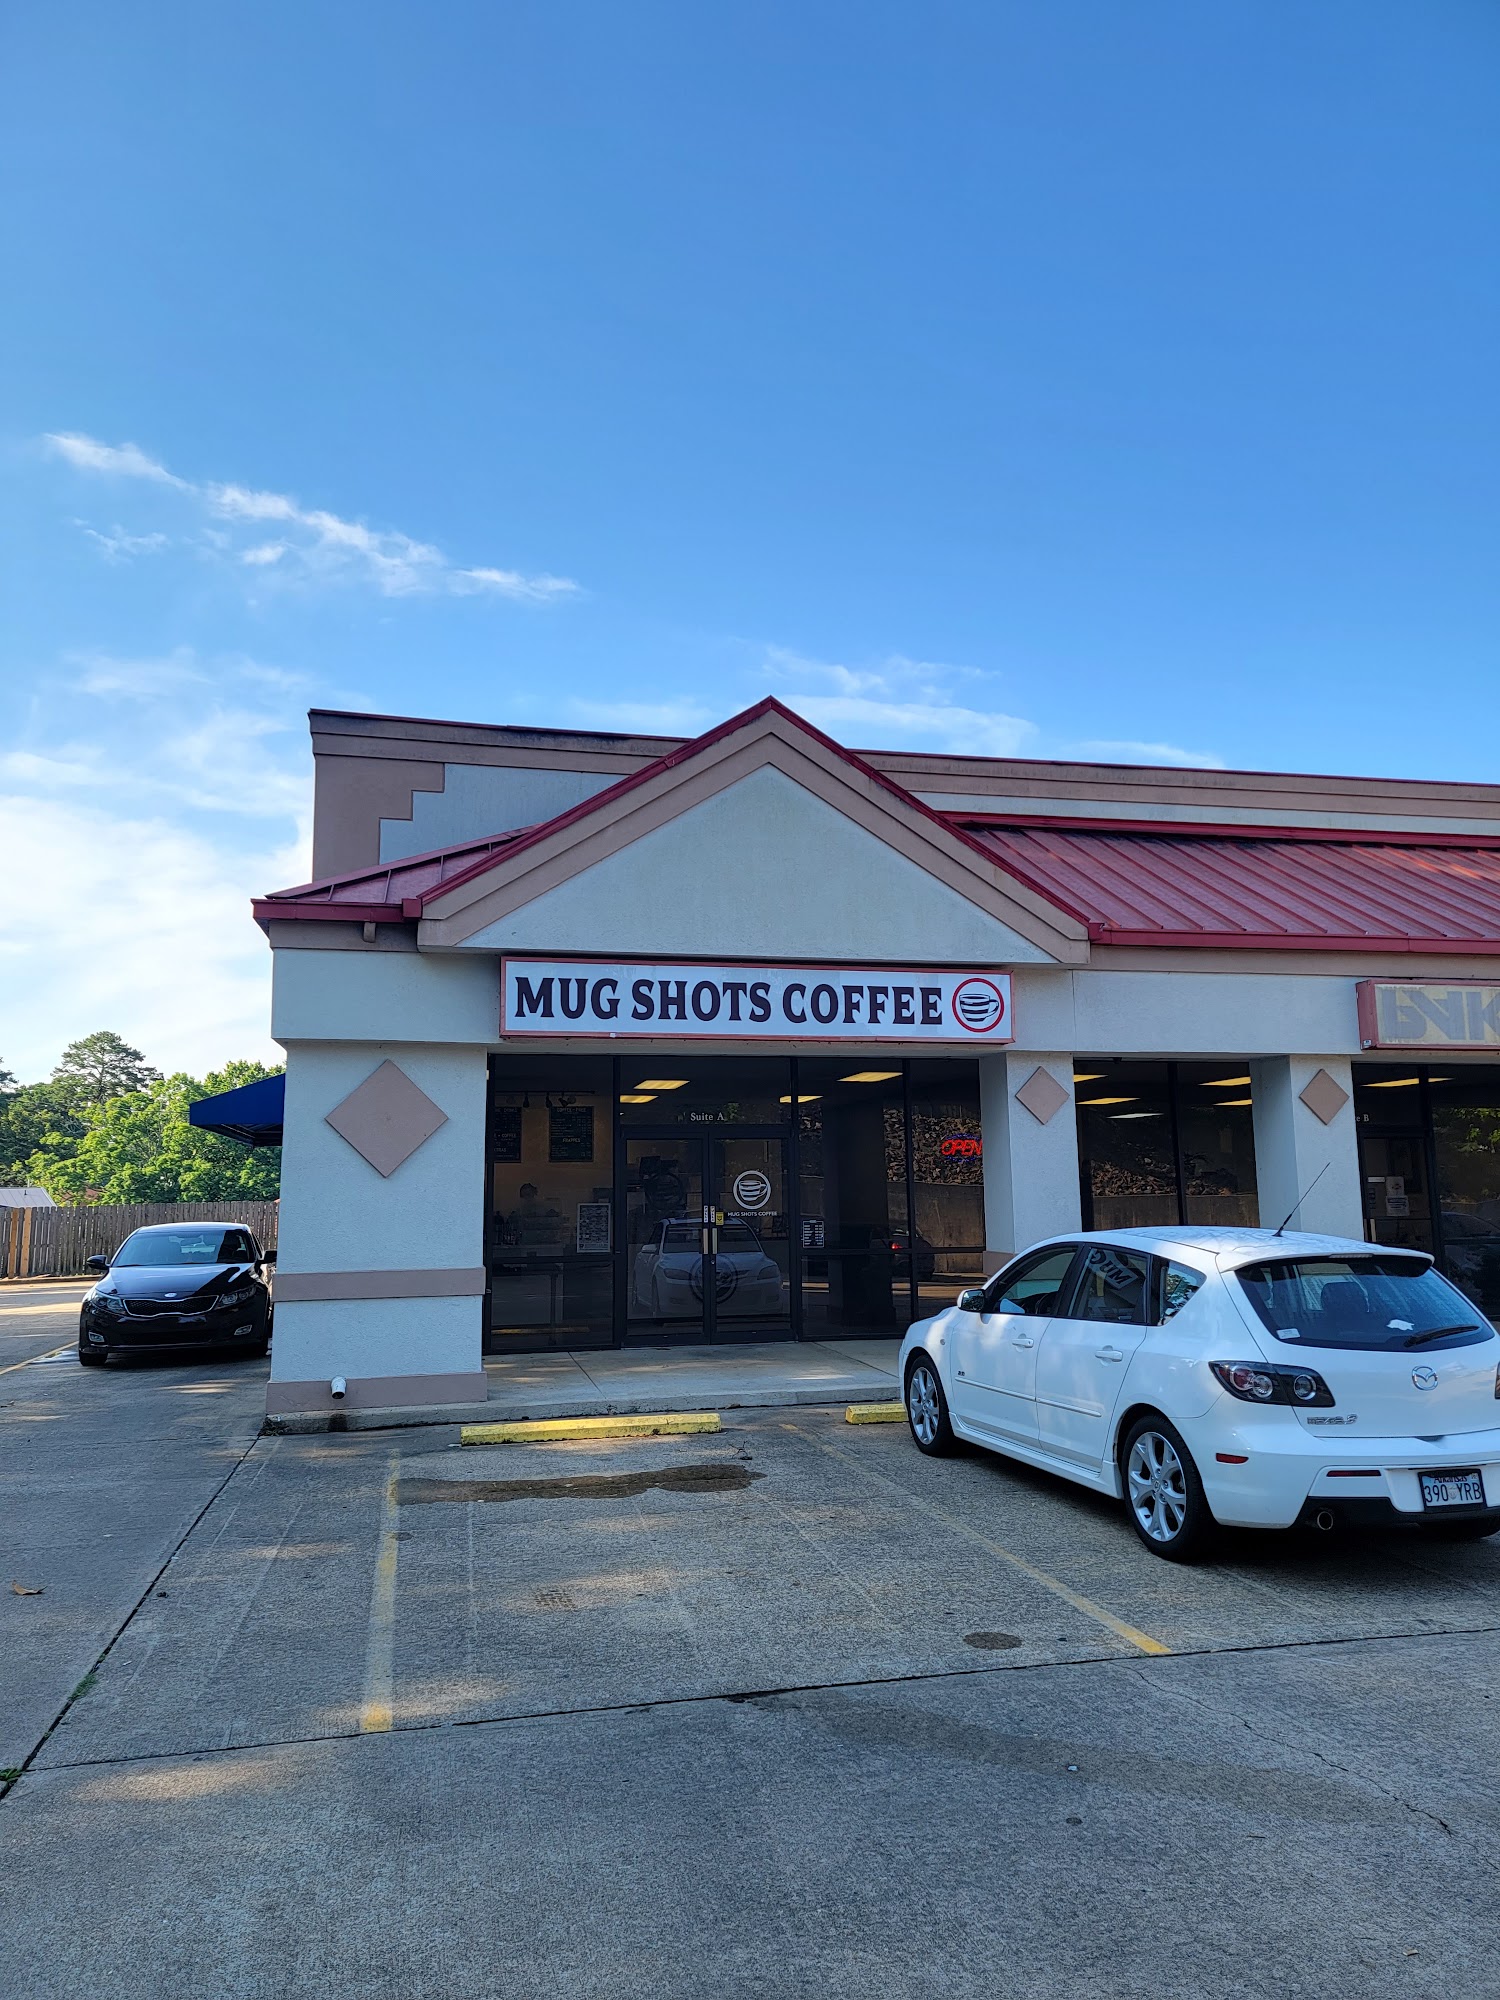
[1127,1429,1188,1545]
[908,1364,940,1447]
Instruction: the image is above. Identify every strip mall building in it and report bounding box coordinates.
[252,698,1500,1417]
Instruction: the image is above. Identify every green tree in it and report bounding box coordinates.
[24,1061,282,1204]
[0,1080,92,1186]
[51,1031,162,1110]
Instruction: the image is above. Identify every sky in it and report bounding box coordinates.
[2,1,1498,1084]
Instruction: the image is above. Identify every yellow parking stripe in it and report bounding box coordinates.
[359,1454,400,1732]
[788,1423,1170,1658]
[461,1411,720,1446]
[0,1343,72,1377]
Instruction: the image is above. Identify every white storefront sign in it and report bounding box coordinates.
[501,958,1014,1042]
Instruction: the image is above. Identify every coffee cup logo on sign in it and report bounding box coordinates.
[732,1170,772,1211]
[951,977,1007,1035]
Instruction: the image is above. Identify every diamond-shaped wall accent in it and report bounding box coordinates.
[1299,1068,1350,1127]
[1015,1065,1070,1126]
[325,1061,448,1177]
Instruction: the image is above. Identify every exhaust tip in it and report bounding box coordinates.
[1315,1508,1335,1532]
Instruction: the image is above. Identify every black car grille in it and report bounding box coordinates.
[126,1297,216,1317]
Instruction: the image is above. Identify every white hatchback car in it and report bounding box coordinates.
[899,1227,1500,1561]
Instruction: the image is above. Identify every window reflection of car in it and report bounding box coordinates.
[1441,1211,1500,1305]
[631,1219,783,1318]
[888,1229,937,1281]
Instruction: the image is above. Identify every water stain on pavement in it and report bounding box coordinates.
[398,1463,765,1505]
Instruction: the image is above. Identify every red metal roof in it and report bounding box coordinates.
[963,821,1500,952]
[253,831,531,926]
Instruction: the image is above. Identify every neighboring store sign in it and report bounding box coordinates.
[501,959,1014,1042]
[1357,980,1500,1051]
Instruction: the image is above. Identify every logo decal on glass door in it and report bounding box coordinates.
[732,1170,772,1210]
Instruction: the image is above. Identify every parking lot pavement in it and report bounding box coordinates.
[6,1365,1500,1996]
[0,1277,93,1369]
[0,1337,267,1773]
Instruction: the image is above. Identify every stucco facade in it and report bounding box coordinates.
[255,699,1500,1416]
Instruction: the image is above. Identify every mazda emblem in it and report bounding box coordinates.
[1412,1365,1439,1391]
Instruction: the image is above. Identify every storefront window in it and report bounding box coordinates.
[908,1061,985,1318]
[1176,1063,1259,1226]
[1356,1065,1500,1310]
[1432,1072,1500,1313]
[796,1060,912,1340]
[1076,1061,1259,1230]
[1353,1069,1432,1260]
[617,1057,790,1126]
[1076,1063,1178,1229]
[487,1057,615,1351]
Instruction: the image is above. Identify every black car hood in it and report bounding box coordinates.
[102,1263,249,1303]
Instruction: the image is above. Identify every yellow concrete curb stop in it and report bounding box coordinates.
[844,1402,905,1424]
[460,1411,722,1446]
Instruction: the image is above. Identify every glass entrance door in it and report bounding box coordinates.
[624,1133,791,1342]
[711,1134,792,1340]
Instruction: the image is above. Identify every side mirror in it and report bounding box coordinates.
[85,1254,108,1274]
[956,1287,987,1313]
[260,1248,277,1266]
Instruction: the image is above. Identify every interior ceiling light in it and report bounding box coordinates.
[840,1071,901,1084]
[1079,1096,1136,1106]
[1110,1111,1164,1120]
[1214,1098,1253,1107]
[635,1079,688,1090]
[1201,1075,1251,1087]
[1364,1077,1421,1089]
[1072,1072,1105,1082]
[778,1094,822,1104]
[618,1093,656,1104]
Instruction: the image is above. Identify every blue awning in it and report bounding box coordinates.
[187,1073,285,1148]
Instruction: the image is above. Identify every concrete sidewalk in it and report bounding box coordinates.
[269,1337,903,1431]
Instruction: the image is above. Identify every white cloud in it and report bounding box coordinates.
[43,432,580,604]
[48,433,186,485]
[77,523,171,562]
[0,651,310,1081]
[759,647,1226,769]
[763,648,1039,757]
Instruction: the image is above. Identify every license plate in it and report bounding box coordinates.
[1419,1469,1485,1509]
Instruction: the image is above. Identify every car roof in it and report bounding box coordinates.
[1058,1225,1424,1270]
[129,1220,252,1233]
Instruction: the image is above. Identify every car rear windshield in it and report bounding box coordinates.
[112,1229,254,1267]
[1235,1255,1491,1352]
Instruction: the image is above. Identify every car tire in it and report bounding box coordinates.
[77,1344,106,1368]
[1120,1413,1216,1562]
[905,1353,957,1456]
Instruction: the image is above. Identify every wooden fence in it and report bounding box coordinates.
[3,1200,279,1279]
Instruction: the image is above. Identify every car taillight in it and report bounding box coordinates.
[1210,1361,1335,1408]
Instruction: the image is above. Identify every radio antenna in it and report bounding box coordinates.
[1273,1161,1330,1237]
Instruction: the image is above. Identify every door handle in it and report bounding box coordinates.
[1095,1345,1125,1363]
[1011,1334,1036,1349]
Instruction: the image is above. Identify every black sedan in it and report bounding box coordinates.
[79,1222,274,1366]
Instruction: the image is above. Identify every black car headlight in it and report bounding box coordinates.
[215,1284,256,1310]
[97,1293,128,1317]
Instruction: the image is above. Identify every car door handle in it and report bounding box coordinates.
[1095,1345,1125,1362]
[1011,1334,1036,1349]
